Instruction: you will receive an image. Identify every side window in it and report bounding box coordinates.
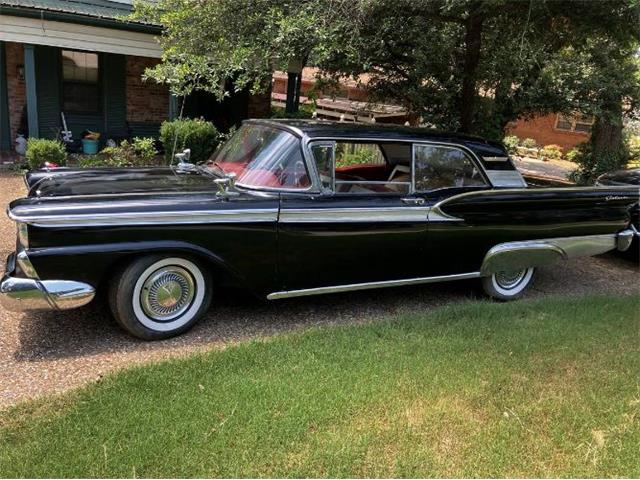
[414,145,487,191]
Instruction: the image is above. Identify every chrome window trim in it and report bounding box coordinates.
[267,271,481,299]
[303,136,494,194]
[9,208,279,227]
[306,140,336,193]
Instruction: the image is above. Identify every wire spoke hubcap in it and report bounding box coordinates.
[495,269,527,289]
[141,267,195,321]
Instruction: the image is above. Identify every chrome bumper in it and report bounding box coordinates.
[0,253,95,312]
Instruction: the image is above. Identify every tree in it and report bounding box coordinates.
[131,0,361,99]
[135,0,640,174]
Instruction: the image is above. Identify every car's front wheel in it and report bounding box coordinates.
[109,255,212,340]
[481,267,535,301]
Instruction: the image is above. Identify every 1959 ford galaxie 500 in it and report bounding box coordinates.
[1,120,638,339]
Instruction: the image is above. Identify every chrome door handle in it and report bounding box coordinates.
[401,197,425,206]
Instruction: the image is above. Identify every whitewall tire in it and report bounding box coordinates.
[481,267,535,301]
[109,255,212,340]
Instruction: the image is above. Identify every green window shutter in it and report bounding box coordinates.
[34,46,60,139]
[102,53,127,140]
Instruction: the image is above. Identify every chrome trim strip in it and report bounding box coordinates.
[267,271,481,300]
[427,206,464,222]
[486,170,527,188]
[9,208,279,227]
[279,206,430,223]
[482,156,510,162]
[480,233,618,275]
[431,185,639,217]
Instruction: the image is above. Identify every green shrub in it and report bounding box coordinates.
[566,147,581,163]
[270,104,315,119]
[568,142,628,184]
[25,138,67,170]
[502,135,520,154]
[160,118,220,164]
[627,135,640,167]
[520,138,538,149]
[539,144,563,161]
[79,138,158,168]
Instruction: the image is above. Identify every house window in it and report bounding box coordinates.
[61,50,99,113]
[555,113,594,133]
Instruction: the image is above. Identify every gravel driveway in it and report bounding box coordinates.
[0,171,638,408]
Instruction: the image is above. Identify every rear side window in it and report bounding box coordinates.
[414,145,486,191]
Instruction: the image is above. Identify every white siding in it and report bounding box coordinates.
[0,15,162,58]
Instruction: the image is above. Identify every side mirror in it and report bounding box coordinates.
[214,172,239,197]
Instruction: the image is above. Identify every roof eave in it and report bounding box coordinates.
[0,5,162,34]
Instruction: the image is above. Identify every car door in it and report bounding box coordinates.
[412,143,494,276]
[277,140,429,292]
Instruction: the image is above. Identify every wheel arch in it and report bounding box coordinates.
[29,240,250,293]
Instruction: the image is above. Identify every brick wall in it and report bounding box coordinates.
[5,42,26,142]
[507,114,590,152]
[125,56,169,123]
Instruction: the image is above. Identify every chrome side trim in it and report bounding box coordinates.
[267,272,481,300]
[483,156,510,162]
[9,208,279,227]
[427,206,464,222]
[279,206,430,223]
[480,233,618,275]
[486,170,527,188]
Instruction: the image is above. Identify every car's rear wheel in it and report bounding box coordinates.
[109,255,212,340]
[481,267,535,301]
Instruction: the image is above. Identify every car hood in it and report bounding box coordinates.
[25,167,217,197]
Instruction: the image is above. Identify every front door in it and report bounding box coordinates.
[277,140,428,291]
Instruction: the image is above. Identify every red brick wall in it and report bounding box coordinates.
[126,56,169,123]
[507,114,590,152]
[5,42,26,142]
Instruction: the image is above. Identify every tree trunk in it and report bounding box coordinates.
[459,12,483,133]
[591,101,624,161]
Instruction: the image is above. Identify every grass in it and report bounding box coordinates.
[1,295,639,478]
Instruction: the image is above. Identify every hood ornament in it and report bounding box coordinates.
[174,149,197,174]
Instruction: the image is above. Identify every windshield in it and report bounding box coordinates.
[208,124,310,190]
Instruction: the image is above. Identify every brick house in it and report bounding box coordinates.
[273,68,593,152]
[272,68,408,123]
[0,0,175,154]
[506,113,594,152]
[0,0,270,156]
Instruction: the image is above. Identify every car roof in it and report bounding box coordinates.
[246,118,508,158]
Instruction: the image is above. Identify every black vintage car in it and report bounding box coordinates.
[1,120,638,339]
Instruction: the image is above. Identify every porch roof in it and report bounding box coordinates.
[0,0,160,32]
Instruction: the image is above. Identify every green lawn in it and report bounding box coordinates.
[1,295,639,478]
